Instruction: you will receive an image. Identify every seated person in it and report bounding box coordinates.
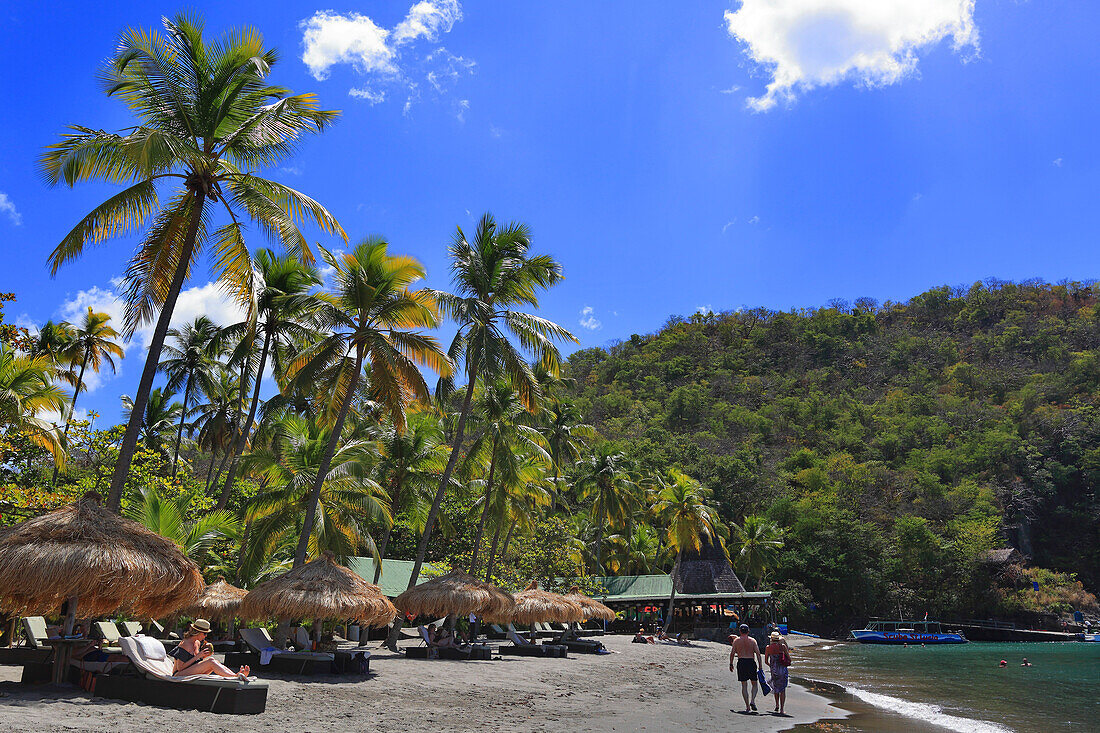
[675,632,690,646]
[632,627,654,644]
[169,619,250,679]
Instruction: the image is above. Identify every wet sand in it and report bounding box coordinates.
[0,634,845,732]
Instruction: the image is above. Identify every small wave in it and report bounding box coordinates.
[843,686,1012,733]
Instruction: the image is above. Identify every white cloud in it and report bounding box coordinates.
[455,98,470,123]
[724,0,978,111]
[722,219,736,233]
[300,1,469,111]
[748,215,760,224]
[392,0,462,45]
[0,191,22,225]
[489,124,503,138]
[720,85,742,94]
[1052,157,1063,167]
[349,87,387,104]
[58,281,247,381]
[697,305,714,315]
[579,306,601,331]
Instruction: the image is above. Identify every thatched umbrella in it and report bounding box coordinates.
[239,553,397,628]
[564,586,616,621]
[393,569,515,622]
[0,492,203,683]
[0,491,202,624]
[510,581,585,625]
[180,576,247,622]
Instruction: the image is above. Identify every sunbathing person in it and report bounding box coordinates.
[169,619,249,679]
[633,627,655,644]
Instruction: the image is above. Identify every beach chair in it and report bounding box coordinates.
[405,625,490,660]
[485,624,509,640]
[499,625,567,658]
[146,619,166,638]
[535,622,558,638]
[22,616,49,649]
[231,627,335,676]
[293,626,311,650]
[120,621,143,637]
[90,621,124,653]
[82,635,268,714]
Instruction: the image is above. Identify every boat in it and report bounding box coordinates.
[849,619,968,644]
[1077,633,1100,642]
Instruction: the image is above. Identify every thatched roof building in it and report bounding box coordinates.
[675,537,745,595]
[511,581,585,624]
[239,553,396,627]
[564,586,616,621]
[393,569,515,622]
[0,492,202,619]
[180,576,247,621]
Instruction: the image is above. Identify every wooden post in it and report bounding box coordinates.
[62,595,78,636]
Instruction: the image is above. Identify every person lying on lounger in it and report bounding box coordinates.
[169,619,250,679]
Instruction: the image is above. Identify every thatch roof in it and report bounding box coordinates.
[564,586,616,621]
[0,492,203,618]
[180,576,247,621]
[393,569,515,622]
[511,581,585,624]
[981,548,1025,565]
[239,553,397,627]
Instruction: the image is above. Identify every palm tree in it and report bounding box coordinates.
[730,515,784,590]
[574,446,637,573]
[0,344,69,465]
[60,309,124,440]
[121,387,182,458]
[285,239,448,568]
[191,369,240,490]
[125,484,239,566]
[29,320,76,376]
[159,316,221,475]
[395,213,573,639]
[467,382,549,576]
[540,400,596,509]
[607,525,661,575]
[40,13,344,511]
[651,469,725,633]
[241,414,389,566]
[483,451,552,581]
[372,413,449,582]
[215,249,323,510]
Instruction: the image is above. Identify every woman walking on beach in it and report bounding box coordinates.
[764,631,791,715]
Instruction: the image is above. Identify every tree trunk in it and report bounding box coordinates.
[208,448,232,495]
[218,335,264,511]
[53,356,89,483]
[484,517,504,582]
[500,515,518,560]
[595,521,604,574]
[385,375,477,650]
[204,446,219,490]
[171,374,193,477]
[107,191,206,511]
[662,548,682,635]
[235,517,253,586]
[373,523,393,584]
[293,349,363,568]
[468,435,500,575]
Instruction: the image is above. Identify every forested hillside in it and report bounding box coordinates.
[566,280,1100,622]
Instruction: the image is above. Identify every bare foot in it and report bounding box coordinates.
[238,665,250,676]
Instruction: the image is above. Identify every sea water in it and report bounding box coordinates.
[794,641,1100,732]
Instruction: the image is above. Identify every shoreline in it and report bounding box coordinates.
[0,634,849,732]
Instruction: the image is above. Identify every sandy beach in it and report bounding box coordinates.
[0,635,844,732]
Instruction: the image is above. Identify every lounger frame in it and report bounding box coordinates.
[85,672,268,714]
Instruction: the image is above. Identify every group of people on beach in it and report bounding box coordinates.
[632,626,690,645]
[729,624,791,716]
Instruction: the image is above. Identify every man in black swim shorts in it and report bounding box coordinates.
[729,624,763,713]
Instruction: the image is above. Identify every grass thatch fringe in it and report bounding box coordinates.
[393,569,515,622]
[0,492,202,618]
[239,552,396,626]
[564,586,616,621]
[511,581,585,624]
[180,576,248,621]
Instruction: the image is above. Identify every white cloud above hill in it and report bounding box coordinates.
[724,0,978,111]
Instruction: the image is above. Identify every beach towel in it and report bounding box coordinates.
[757,669,771,696]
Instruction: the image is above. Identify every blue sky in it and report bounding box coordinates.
[1,0,1097,423]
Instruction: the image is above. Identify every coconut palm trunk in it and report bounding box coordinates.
[500,516,519,561]
[108,191,205,511]
[170,374,193,477]
[217,327,272,510]
[385,376,476,649]
[373,523,394,585]
[293,348,363,568]
[52,355,89,483]
[662,548,682,635]
[484,516,505,582]
[468,434,500,575]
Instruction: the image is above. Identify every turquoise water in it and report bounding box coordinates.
[795,641,1100,732]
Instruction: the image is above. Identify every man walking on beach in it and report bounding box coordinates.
[730,624,763,713]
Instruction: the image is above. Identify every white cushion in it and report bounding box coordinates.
[132,634,167,661]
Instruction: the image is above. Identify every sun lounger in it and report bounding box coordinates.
[77,635,268,714]
[498,626,567,658]
[120,621,143,637]
[231,627,336,676]
[405,625,491,661]
[485,624,508,640]
[534,622,559,638]
[146,619,166,638]
[0,618,51,665]
[90,621,123,653]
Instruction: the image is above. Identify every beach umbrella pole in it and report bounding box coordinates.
[51,594,80,685]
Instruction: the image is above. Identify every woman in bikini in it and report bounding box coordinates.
[764,631,791,715]
[170,619,250,679]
